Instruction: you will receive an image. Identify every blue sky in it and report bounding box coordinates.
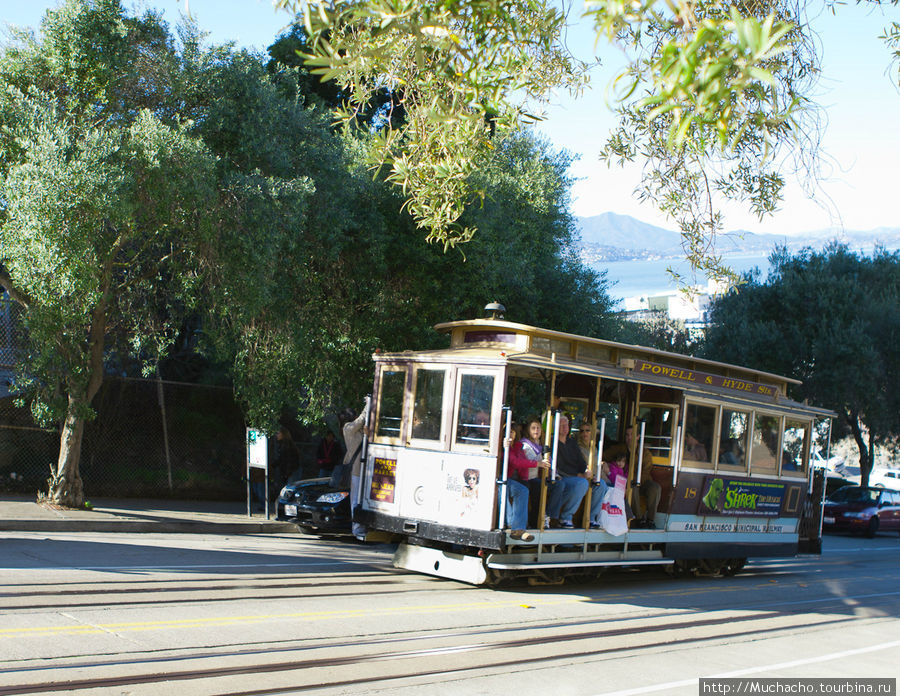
[3,0,898,236]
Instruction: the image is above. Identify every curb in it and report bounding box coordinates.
[0,520,301,534]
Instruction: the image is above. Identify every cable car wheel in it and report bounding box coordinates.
[722,557,747,576]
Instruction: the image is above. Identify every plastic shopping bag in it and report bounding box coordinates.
[600,476,628,536]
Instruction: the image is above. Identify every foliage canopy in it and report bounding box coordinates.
[272,0,882,275]
[0,0,624,504]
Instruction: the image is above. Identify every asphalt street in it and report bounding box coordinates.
[0,530,897,695]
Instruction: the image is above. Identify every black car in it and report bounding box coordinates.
[276,477,352,534]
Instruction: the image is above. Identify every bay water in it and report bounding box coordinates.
[595,253,772,303]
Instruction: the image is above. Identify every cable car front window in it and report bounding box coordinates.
[596,401,620,441]
[455,374,495,446]
[375,368,406,441]
[411,368,445,441]
[637,405,676,463]
[684,403,715,469]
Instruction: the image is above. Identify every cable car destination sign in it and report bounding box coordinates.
[633,360,779,401]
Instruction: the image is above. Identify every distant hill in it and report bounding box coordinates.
[576,213,900,262]
[577,212,682,253]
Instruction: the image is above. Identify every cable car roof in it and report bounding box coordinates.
[434,317,800,383]
[372,318,834,418]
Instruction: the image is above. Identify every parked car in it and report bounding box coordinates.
[833,463,861,484]
[824,472,852,498]
[869,469,900,488]
[810,450,844,471]
[822,486,900,538]
[276,477,351,534]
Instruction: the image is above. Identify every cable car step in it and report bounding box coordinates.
[485,550,668,570]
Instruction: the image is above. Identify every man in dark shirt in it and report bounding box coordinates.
[546,415,592,528]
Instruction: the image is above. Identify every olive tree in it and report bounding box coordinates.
[0,1,220,505]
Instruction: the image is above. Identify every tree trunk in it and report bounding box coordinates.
[49,397,86,507]
[46,271,110,507]
[847,412,872,487]
[866,429,875,485]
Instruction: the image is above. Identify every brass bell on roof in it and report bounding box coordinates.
[484,302,506,320]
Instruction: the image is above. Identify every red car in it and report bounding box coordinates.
[823,486,900,538]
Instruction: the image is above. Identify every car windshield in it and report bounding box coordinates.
[827,487,878,504]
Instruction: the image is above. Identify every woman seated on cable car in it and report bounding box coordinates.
[498,425,535,541]
[508,418,549,507]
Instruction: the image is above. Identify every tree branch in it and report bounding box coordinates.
[0,265,33,308]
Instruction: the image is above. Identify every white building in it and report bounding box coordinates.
[620,279,731,337]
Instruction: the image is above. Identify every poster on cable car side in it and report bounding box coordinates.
[698,476,787,517]
[436,460,494,530]
[369,456,397,503]
[672,472,805,518]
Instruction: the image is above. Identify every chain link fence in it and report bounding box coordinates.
[0,374,326,500]
[0,376,252,499]
[1,292,20,395]
[0,293,323,500]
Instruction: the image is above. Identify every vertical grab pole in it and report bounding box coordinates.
[356,395,372,510]
[637,420,647,475]
[550,411,561,480]
[672,424,682,487]
[817,417,833,495]
[246,436,251,518]
[626,384,641,506]
[498,407,512,530]
[675,403,688,487]
[537,372,557,531]
[581,378,603,529]
[817,417,834,538]
[595,417,606,483]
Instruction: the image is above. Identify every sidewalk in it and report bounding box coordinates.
[0,494,298,534]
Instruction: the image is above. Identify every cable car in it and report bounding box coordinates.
[353,306,832,585]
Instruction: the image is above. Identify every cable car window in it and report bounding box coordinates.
[411,368,445,441]
[637,404,676,464]
[718,409,749,472]
[596,401,619,443]
[560,398,589,434]
[750,413,781,474]
[781,419,809,476]
[577,343,611,363]
[684,403,715,468]
[531,336,572,357]
[463,331,516,345]
[455,374,495,446]
[375,368,406,441]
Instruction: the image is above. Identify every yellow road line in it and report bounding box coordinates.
[0,597,584,638]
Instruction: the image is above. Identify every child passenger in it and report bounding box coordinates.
[606,454,627,486]
[603,454,634,521]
